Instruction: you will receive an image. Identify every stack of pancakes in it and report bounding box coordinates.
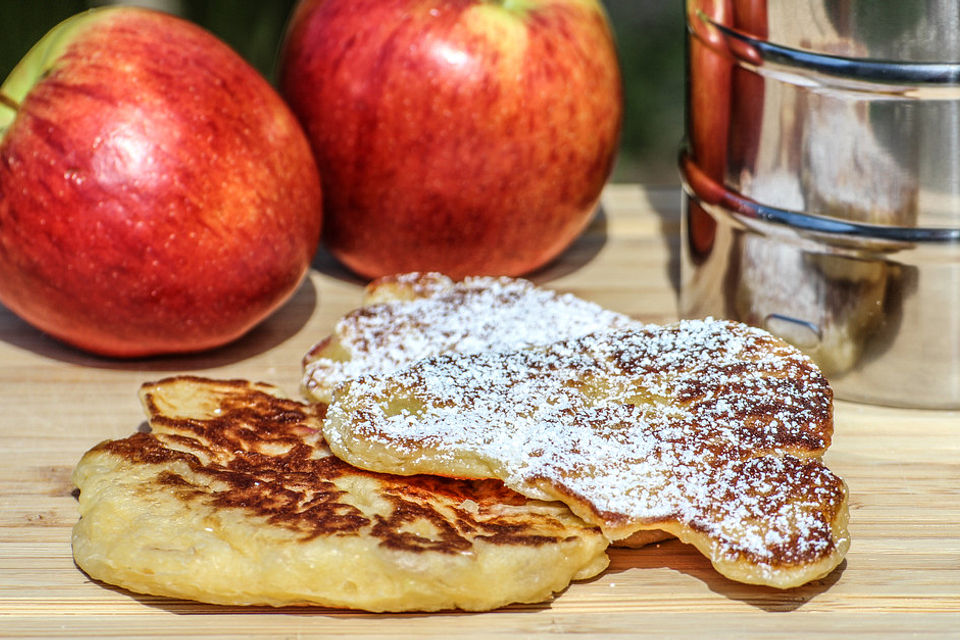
[72,273,850,611]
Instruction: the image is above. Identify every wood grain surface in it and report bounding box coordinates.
[1,185,957,639]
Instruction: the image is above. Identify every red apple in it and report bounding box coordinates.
[0,7,323,357]
[278,0,621,279]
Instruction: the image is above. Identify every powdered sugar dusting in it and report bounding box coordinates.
[325,319,847,580]
[303,274,641,401]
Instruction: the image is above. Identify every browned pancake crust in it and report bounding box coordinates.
[103,376,598,550]
[71,376,609,610]
[299,273,673,548]
[324,319,851,588]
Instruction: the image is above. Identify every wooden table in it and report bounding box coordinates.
[1,185,957,638]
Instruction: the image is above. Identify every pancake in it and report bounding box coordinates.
[71,376,609,611]
[324,319,851,589]
[302,272,640,405]
[301,272,670,548]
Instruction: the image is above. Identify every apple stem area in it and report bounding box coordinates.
[0,93,18,113]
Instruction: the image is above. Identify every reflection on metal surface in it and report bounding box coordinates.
[681,178,960,409]
[681,0,960,408]
[699,12,960,89]
[717,0,960,64]
[763,314,822,350]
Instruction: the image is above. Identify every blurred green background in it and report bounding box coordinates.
[0,0,684,185]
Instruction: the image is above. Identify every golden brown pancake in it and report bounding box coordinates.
[324,319,851,589]
[302,272,639,405]
[71,376,608,611]
[301,272,670,548]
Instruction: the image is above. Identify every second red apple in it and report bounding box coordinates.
[279,0,622,279]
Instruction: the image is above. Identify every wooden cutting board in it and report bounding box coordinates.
[1,185,957,639]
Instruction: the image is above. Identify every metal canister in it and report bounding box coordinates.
[680,0,960,408]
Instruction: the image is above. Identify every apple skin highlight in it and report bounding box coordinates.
[279,0,622,279]
[0,8,323,357]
